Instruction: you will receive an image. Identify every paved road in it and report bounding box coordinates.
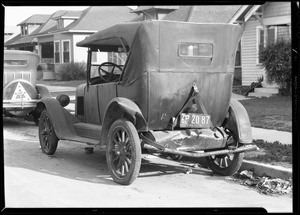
[3,117,292,212]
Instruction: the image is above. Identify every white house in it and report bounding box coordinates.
[229,2,291,96]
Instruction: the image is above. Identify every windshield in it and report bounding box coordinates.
[90,50,128,79]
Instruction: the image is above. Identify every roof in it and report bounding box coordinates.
[53,6,138,33]
[5,6,139,47]
[17,14,51,26]
[33,10,83,35]
[4,33,36,46]
[163,5,242,23]
[52,10,82,19]
[132,6,179,13]
[228,5,263,24]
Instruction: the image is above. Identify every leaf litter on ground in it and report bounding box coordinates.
[225,170,292,196]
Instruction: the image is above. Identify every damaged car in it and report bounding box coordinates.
[36,20,258,185]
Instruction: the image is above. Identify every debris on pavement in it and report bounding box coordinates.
[185,168,193,174]
[228,170,293,196]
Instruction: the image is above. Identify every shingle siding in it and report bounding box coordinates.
[263,2,291,18]
[277,25,290,40]
[241,18,265,86]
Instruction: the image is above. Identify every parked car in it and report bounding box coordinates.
[36,20,258,185]
[3,50,50,124]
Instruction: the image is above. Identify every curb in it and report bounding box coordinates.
[195,158,292,180]
[240,160,292,180]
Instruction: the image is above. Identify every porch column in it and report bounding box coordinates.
[262,26,269,85]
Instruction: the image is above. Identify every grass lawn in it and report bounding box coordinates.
[240,96,292,132]
[244,139,292,169]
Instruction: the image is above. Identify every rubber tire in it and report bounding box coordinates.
[106,119,141,185]
[38,110,59,155]
[206,152,244,176]
[206,130,244,176]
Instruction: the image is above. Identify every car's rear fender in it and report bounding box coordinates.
[100,97,148,146]
[223,98,253,144]
[37,98,80,139]
[36,84,51,98]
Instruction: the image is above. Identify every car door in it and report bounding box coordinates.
[84,85,101,124]
[97,82,118,122]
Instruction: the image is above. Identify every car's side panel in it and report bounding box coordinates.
[84,85,101,124]
[117,72,148,122]
[98,82,118,122]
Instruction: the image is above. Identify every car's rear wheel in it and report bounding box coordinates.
[106,119,141,185]
[206,132,244,176]
[39,110,59,155]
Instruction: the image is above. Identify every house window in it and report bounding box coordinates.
[63,41,70,63]
[54,41,60,63]
[21,25,28,36]
[257,26,277,64]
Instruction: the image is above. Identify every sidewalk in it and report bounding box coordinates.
[252,127,292,145]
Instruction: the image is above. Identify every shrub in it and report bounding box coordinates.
[58,61,86,81]
[259,39,292,95]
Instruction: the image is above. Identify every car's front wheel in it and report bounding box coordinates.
[38,110,59,155]
[106,119,142,185]
[206,132,244,176]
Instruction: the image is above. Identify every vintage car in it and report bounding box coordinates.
[3,50,51,124]
[36,20,258,185]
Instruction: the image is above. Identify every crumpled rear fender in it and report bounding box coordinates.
[223,98,253,144]
[37,98,80,139]
[99,97,147,146]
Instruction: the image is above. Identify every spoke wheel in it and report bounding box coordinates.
[206,131,244,176]
[38,110,59,155]
[106,119,141,185]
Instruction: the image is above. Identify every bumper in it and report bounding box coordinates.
[3,99,39,109]
[140,128,258,158]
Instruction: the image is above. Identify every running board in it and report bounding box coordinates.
[60,136,100,145]
[73,122,102,140]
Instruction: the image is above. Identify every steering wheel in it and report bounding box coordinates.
[98,62,123,83]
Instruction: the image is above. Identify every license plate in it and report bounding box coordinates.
[179,113,210,128]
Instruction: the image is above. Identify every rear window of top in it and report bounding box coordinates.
[178,43,213,58]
